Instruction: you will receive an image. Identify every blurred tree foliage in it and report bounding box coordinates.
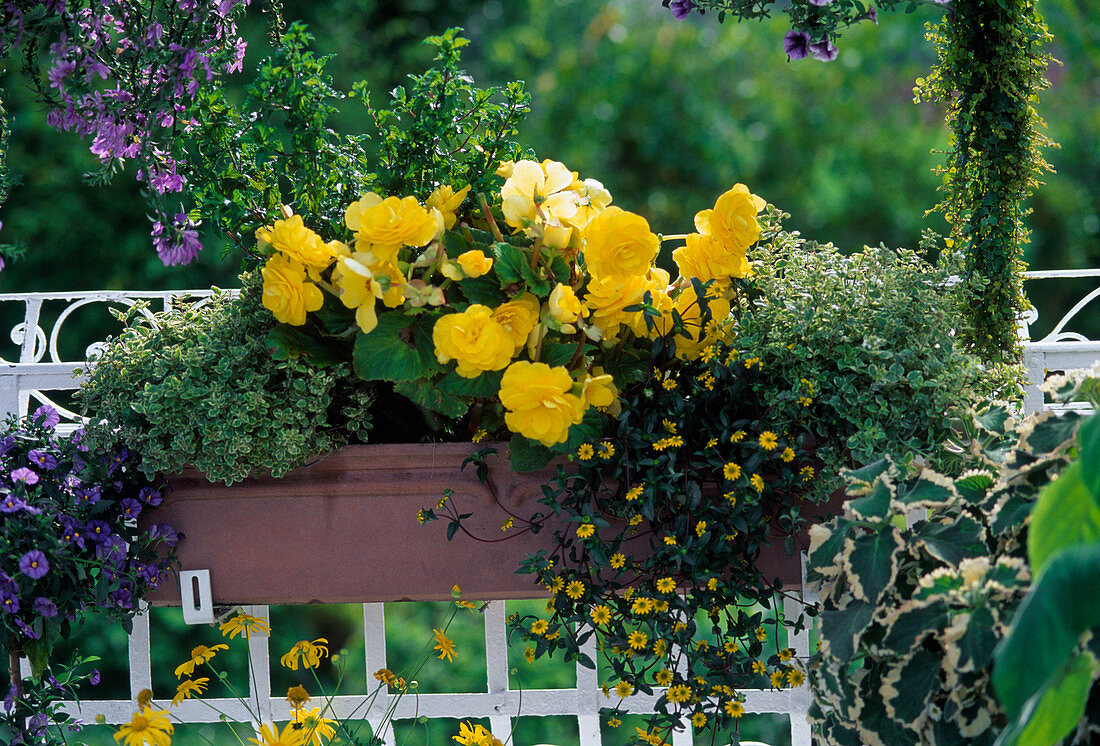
[0,0,1096,323]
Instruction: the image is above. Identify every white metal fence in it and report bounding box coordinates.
[2,271,1099,745]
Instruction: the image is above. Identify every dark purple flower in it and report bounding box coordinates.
[89,669,101,686]
[27,712,48,736]
[85,520,111,542]
[76,486,101,505]
[139,486,162,506]
[32,404,60,429]
[109,587,132,608]
[97,535,127,566]
[11,467,38,485]
[70,427,89,452]
[784,30,811,60]
[4,684,15,712]
[1,493,27,513]
[149,523,180,547]
[61,516,87,549]
[15,617,39,640]
[808,0,833,5]
[0,573,19,614]
[0,436,15,455]
[810,38,839,61]
[667,0,697,19]
[27,449,58,470]
[20,550,49,579]
[119,497,142,518]
[33,597,58,618]
[151,212,203,266]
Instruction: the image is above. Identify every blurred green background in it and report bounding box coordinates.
[1,1,1098,743]
[1,0,1097,334]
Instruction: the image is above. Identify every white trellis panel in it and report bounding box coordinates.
[3,274,1099,746]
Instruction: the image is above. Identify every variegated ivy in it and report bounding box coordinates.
[805,402,1087,746]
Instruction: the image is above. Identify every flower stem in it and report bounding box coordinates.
[477,193,504,242]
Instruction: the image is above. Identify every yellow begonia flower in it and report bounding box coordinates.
[261,254,323,327]
[456,249,493,278]
[694,183,765,252]
[174,644,228,679]
[280,638,329,670]
[491,294,540,351]
[669,285,731,360]
[426,184,471,230]
[548,282,585,324]
[500,159,580,231]
[433,305,515,378]
[255,214,335,273]
[583,274,649,342]
[344,192,441,265]
[332,253,386,333]
[582,373,618,409]
[114,707,174,746]
[581,206,660,280]
[498,361,585,446]
[565,178,613,231]
[248,721,306,746]
[672,231,750,282]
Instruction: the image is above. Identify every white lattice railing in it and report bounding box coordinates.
[2,271,1099,745]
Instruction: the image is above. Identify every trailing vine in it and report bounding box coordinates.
[916,0,1055,360]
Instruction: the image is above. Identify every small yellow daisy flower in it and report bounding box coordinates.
[656,576,676,594]
[725,700,745,717]
[576,523,596,539]
[530,619,550,635]
[655,668,673,686]
[591,605,612,625]
[433,628,458,662]
[610,553,627,569]
[577,443,595,460]
[628,631,648,650]
[280,639,329,670]
[615,680,634,698]
[566,580,585,599]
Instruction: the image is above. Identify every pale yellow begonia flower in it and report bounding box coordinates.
[456,249,493,278]
[500,159,580,230]
[426,184,471,229]
[261,254,323,327]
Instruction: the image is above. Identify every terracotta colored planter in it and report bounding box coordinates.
[143,442,845,606]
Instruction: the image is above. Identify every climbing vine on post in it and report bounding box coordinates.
[917,0,1055,361]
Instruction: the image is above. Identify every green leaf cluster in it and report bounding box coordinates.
[734,210,1022,499]
[807,401,1087,745]
[993,386,1100,746]
[76,270,375,484]
[916,0,1055,360]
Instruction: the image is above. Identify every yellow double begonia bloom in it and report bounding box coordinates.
[426,184,471,229]
[548,282,585,324]
[500,159,580,232]
[498,361,585,446]
[344,192,442,265]
[583,274,649,342]
[261,254,324,327]
[582,373,618,409]
[672,231,750,282]
[433,305,515,378]
[255,214,335,273]
[582,206,660,281]
[565,178,613,231]
[491,294,540,352]
[456,249,493,278]
[669,285,731,360]
[693,183,765,252]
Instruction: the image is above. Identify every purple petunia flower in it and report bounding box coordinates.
[784,30,811,60]
[85,520,111,542]
[1,573,20,613]
[0,436,16,455]
[139,486,162,506]
[97,535,127,566]
[34,597,58,618]
[70,427,89,452]
[1,493,26,512]
[808,0,833,5]
[15,617,40,639]
[667,0,697,19]
[109,587,132,608]
[76,485,101,505]
[11,467,39,485]
[89,669,100,686]
[27,449,58,470]
[60,516,86,549]
[810,38,839,61]
[119,497,142,518]
[149,523,181,547]
[32,404,60,429]
[20,550,50,579]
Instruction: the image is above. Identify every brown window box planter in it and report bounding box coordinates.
[142,442,844,606]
